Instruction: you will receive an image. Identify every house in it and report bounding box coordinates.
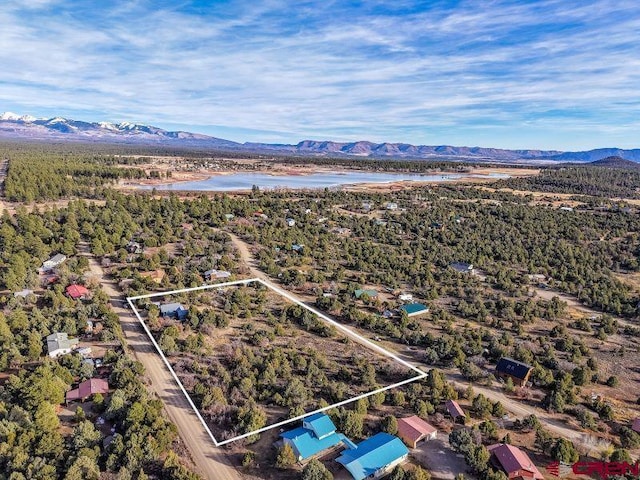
[397,416,437,448]
[398,293,413,302]
[66,378,109,403]
[487,443,543,480]
[632,418,640,434]
[450,262,474,273]
[160,303,188,320]
[496,357,533,388]
[204,269,231,281]
[362,202,374,211]
[400,303,429,317]
[139,269,166,284]
[13,289,34,298]
[375,219,388,226]
[224,213,235,220]
[126,241,143,254]
[354,289,378,300]
[47,332,79,358]
[41,253,67,272]
[336,432,409,480]
[292,244,304,253]
[280,413,349,462]
[382,309,394,319]
[385,202,398,210]
[66,284,90,300]
[559,206,574,212]
[286,218,296,227]
[445,399,465,422]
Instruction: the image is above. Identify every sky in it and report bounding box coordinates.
[1,0,639,150]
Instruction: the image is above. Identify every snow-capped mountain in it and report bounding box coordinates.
[1,111,639,162]
[0,112,239,148]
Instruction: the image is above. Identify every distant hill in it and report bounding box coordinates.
[587,156,640,169]
[1,111,639,164]
[548,148,640,162]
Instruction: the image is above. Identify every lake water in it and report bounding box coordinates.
[140,171,508,191]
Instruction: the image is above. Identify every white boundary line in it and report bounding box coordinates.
[127,278,427,447]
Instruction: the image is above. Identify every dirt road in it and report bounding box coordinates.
[81,243,242,480]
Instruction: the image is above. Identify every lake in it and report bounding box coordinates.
[140,171,508,191]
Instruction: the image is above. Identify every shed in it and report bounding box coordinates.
[286,218,296,227]
[336,432,409,480]
[487,443,543,480]
[400,303,429,317]
[496,357,533,387]
[445,399,465,422]
[397,416,437,448]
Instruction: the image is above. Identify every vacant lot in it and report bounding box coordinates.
[133,281,415,441]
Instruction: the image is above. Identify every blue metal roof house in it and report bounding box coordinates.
[280,413,348,462]
[160,302,188,320]
[336,432,409,480]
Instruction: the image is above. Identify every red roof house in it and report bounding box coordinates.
[445,399,465,422]
[487,443,543,480]
[66,284,89,299]
[632,418,640,434]
[66,378,109,403]
[397,416,437,448]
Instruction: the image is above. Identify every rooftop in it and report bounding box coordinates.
[400,303,429,316]
[445,399,465,418]
[336,432,409,480]
[488,443,543,480]
[280,415,345,461]
[496,357,533,380]
[354,289,378,299]
[66,378,109,402]
[304,413,336,439]
[397,416,437,442]
[66,284,89,299]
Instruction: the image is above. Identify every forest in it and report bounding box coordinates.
[496,165,640,198]
[0,144,639,479]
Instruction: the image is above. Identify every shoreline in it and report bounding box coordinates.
[119,166,535,191]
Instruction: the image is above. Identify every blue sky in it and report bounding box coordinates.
[1,0,639,149]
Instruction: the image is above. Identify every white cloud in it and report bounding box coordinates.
[0,0,639,148]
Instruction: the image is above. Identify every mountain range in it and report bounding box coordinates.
[1,111,639,163]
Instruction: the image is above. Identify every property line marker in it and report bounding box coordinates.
[127,278,427,447]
